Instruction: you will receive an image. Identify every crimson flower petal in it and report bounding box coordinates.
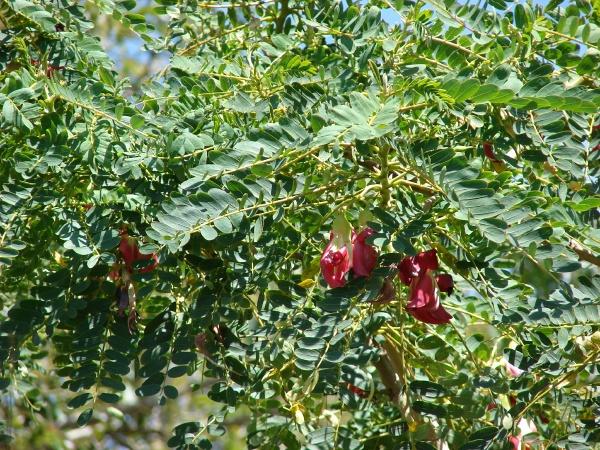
[508,436,520,450]
[138,253,159,273]
[436,274,454,294]
[415,249,439,272]
[426,303,452,324]
[352,227,378,277]
[398,256,417,285]
[320,233,351,288]
[119,234,141,267]
[408,303,452,325]
[407,270,438,310]
[406,270,452,324]
[483,141,500,162]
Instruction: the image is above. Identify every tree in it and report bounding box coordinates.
[1,0,599,448]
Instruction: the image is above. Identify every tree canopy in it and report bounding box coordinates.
[1,0,600,448]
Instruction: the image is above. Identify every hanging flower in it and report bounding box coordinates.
[508,436,521,450]
[346,383,369,398]
[398,249,439,285]
[505,360,525,377]
[406,269,452,324]
[119,231,158,273]
[320,232,352,288]
[398,249,453,324]
[436,274,454,294]
[138,252,159,273]
[508,419,537,450]
[119,233,140,267]
[321,214,354,288]
[483,141,500,162]
[352,227,378,277]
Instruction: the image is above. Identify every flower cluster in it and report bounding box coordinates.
[398,249,453,324]
[320,225,453,325]
[320,227,378,288]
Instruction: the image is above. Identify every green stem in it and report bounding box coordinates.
[379,143,391,207]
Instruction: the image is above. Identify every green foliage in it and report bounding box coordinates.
[1,0,600,448]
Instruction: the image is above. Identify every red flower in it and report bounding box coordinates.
[505,361,525,377]
[508,436,520,450]
[119,232,158,273]
[398,249,453,324]
[347,383,368,398]
[436,274,454,294]
[320,232,352,288]
[406,270,452,324]
[138,253,159,273]
[398,249,439,285]
[483,141,500,162]
[398,257,416,285]
[352,227,377,277]
[119,234,140,267]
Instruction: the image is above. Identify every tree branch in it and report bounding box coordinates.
[569,239,600,268]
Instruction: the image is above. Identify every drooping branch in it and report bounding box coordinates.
[569,240,600,268]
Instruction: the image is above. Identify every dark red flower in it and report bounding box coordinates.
[320,232,352,288]
[406,270,452,324]
[119,232,158,273]
[483,141,500,162]
[436,274,454,294]
[119,233,140,267]
[398,256,417,285]
[347,383,368,398]
[138,253,159,273]
[508,436,520,450]
[45,65,65,77]
[398,249,439,285]
[486,401,497,411]
[352,227,377,277]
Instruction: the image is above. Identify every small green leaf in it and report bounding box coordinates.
[77,408,94,426]
[68,393,93,409]
[99,393,120,404]
[130,115,145,129]
[164,385,178,399]
[565,197,600,212]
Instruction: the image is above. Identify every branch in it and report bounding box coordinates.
[275,0,289,33]
[569,239,600,268]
